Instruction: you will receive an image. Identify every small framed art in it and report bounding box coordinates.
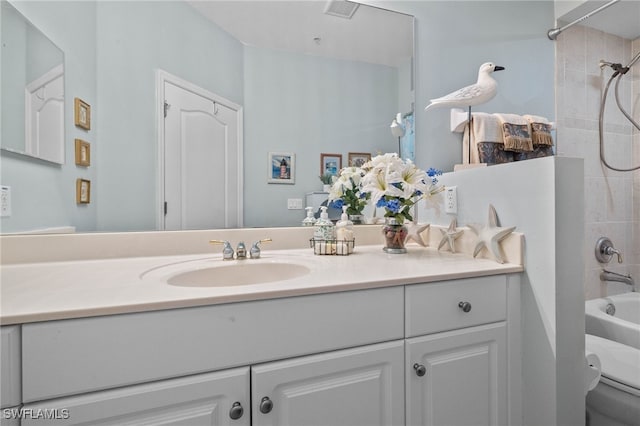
[320,153,342,177]
[74,139,91,167]
[76,179,91,204]
[268,152,295,184]
[348,152,371,167]
[74,98,91,130]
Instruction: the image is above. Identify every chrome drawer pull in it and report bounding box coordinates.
[458,301,472,313]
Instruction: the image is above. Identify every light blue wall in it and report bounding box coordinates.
[243,45,399,227]
[365,1,556,171]
[95,1,244,231]
[1,0,97,233]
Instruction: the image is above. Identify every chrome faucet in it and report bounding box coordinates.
[209,240,235,260]
[250,239,272,259]
[600,269,636,291]
[236,242,247,259]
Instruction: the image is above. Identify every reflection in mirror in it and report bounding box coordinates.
[1,0,65,164]
[0,0,413,234]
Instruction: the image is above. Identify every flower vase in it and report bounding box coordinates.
[382,218,408,254]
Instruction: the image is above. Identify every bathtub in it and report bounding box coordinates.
[586,292,640,350]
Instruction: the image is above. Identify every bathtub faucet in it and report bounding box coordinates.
[600,269,636,291]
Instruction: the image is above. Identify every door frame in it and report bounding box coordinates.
[155,69,244,230]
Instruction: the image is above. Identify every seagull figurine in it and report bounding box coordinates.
[424,62,505,111]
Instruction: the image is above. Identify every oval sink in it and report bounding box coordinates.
[167,262,311,287]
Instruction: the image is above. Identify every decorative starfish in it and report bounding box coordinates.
[467,205,515,264]
[438,218,464,253]
[405,222,430,247]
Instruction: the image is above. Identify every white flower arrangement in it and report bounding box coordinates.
[359,153,443,225]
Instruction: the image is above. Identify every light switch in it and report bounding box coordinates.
[1,186,12,217]
[287,198,303,210]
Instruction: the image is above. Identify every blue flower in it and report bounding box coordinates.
[330,199,344,209]
[376,198,387,208]
[386,199,402,213]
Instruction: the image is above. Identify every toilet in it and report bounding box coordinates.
[585,334,640,426]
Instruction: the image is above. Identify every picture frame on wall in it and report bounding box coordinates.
[348,152,371,167]
[74,139,91,167]
[268,152,295,184]
[76,179,91,204]
[320,153,342,177]
[74,97,91,130]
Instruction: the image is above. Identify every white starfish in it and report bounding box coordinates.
[405,222,430,247]
[424,62,505,111]
[467,205,515,264]
[438,218,463,253]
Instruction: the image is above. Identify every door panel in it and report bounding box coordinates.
[163,79,241,230]
[252,340,405,426]
[406,322,507,426]
[21,368,250,426]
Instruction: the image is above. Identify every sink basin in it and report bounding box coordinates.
[166,262,311,287]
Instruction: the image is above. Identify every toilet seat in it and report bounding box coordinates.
[586,334,640,394]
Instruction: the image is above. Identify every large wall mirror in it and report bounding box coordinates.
[0,0,414,234]
[1,1,65,164]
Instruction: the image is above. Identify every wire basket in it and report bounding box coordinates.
[309,238,355,256]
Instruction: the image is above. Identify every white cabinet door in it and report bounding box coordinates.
[406,322,507,426]
[0,326,21,409]
[252,340,405,426]
[21,368,250,426]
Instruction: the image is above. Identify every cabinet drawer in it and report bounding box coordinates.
[406,276,506,337]
[1,326,21,408]
[22,287,403,402]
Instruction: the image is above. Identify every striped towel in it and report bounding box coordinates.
[523,115,554,146]
[494,113,533,152]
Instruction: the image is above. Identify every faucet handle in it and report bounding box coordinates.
[209,240,235,260]
[250,238,272,259]
[595,237,623,264]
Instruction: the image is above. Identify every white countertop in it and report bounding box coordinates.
[0,245,523,325]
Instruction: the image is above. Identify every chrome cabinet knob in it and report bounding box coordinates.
[229,401,244,420]
[259,396,273,414]
[413,363,426,377]
[458,301,472,313]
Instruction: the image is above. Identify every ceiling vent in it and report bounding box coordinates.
[324,0,360,19]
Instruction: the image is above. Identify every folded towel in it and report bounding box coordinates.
[523,114,554,147]
[463,113,499,163]
[463,113,511,164]
[495,113,533,152]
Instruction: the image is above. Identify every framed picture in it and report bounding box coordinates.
[348,152,371,167]
[74,97,91,130]
[76,179,91,204]
[268,152,295,184]
[74,139,91,167]
[320,153,342,177]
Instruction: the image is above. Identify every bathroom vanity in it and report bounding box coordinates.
[1,236,523,426]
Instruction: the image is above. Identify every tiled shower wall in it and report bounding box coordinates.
[556,25,639,299]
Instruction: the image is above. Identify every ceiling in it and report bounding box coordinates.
[558,0,640,40]
[185,0,414,67]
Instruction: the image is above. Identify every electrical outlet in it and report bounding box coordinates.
[444,186,457,214]
[287,198,303,210]
[1,186,11,217]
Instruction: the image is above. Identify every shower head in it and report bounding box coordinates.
[599,60,616,69]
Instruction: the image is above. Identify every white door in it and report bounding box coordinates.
[160,72,242,230]
[251,340,405,426]
[25,64,64,164]
[406,322,507,426]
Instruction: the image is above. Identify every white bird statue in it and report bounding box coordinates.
[424,62,505,111]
